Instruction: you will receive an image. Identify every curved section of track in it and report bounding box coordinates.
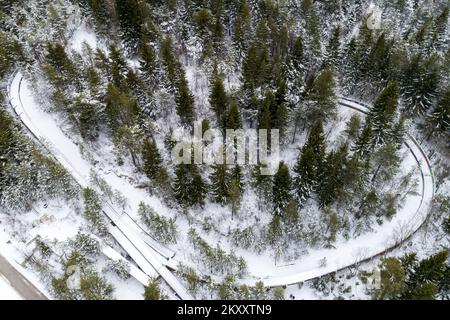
[238,97,435,288]
[7,72,192,300]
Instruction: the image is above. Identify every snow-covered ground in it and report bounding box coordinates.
[0,275,22,300]
[8,69,435,291]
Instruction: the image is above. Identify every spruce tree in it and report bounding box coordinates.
[233,0,251,57]
[139,40,158,87]
[309,68,337,123]
[272,161,292,216]
[401,55,440,117]
[318,144,348,208]
[115,0,143,53]
[190,165,207,208]
[427,86,450,138]
[367,81,399,147]
[353,124,373,157]
[225,101,242,130]
[173,164,192,209]
[293,147,317,204]
[324,25,341,69]
[142,139,162,180]
[210,164,230,205]
[209,77,228,124]
[176,76,196,127]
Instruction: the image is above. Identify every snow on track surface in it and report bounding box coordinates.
[0,274,22,300]
[238,97,435,287]
[8,72,192,300]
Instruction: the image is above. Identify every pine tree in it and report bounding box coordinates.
[318,144,348,208]
[427,86,450,138]
[309,68,337,123]
[324,25,341,69]
[229,178,241,219]
[242,42,259,91]
[115,0,144,53]
[293,146,316,204]
[401,54,440,117]
[176,76,196,127]
[210,164,230,205]
[233,0,251,57]
[108,44,128,88]
[367,81,399,147]
[345,114,362,142]
[258,96,271,130]
[209,77,228,123]
[143,278,164,300]
[142,139,162,180]
[272,161,292,216]
[161,36,181,89]
[231,165,244,192]
[304,120,326,171]
[353,124,373,157]
[251,164,273,208]
[139,40,158,87]
[173,164,192,209]
[225,101,242,130]
[190,165,207,208]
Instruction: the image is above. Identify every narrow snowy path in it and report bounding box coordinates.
[8,72,193,300]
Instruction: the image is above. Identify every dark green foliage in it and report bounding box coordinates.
[0,31,22,77]
[426,86,450,138]
[144,278,164,300]
[115,0,144,52]
[366,81,399,147]
[142,139,162,180]
[318,144,348,208]
[210,164,230,205]
[401,54,440,117]
[272,161,292,216]
[209,77,228,123]
[173,164,206,209]
[176,76,196,127]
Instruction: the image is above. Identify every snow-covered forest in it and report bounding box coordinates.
[0,0,449,300]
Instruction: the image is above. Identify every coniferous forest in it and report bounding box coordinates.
[0,0,449,301]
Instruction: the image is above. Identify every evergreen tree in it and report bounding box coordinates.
[366,81,399,147]
[427,86,450,138]
[190,165,207,208]
[324,25,341,69]
[272,161,292,216]
[318,144,348,208]
[173,164,192,209]
[345,114,362,142]
[293,146,317,204]
[231,165,244,192]
[401,54,440,117]
[353,124,373,157]
[142,139,162,180]
[309,68,337,123]
[251,164,273,208]
[209,77,228,123]
[115,0,144,52]
[233,0,252,57]
[139,40,158,88]
[144,278,164,300]
[176,76,196,127]
[210,164,230,205]
[225,101,242,130]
